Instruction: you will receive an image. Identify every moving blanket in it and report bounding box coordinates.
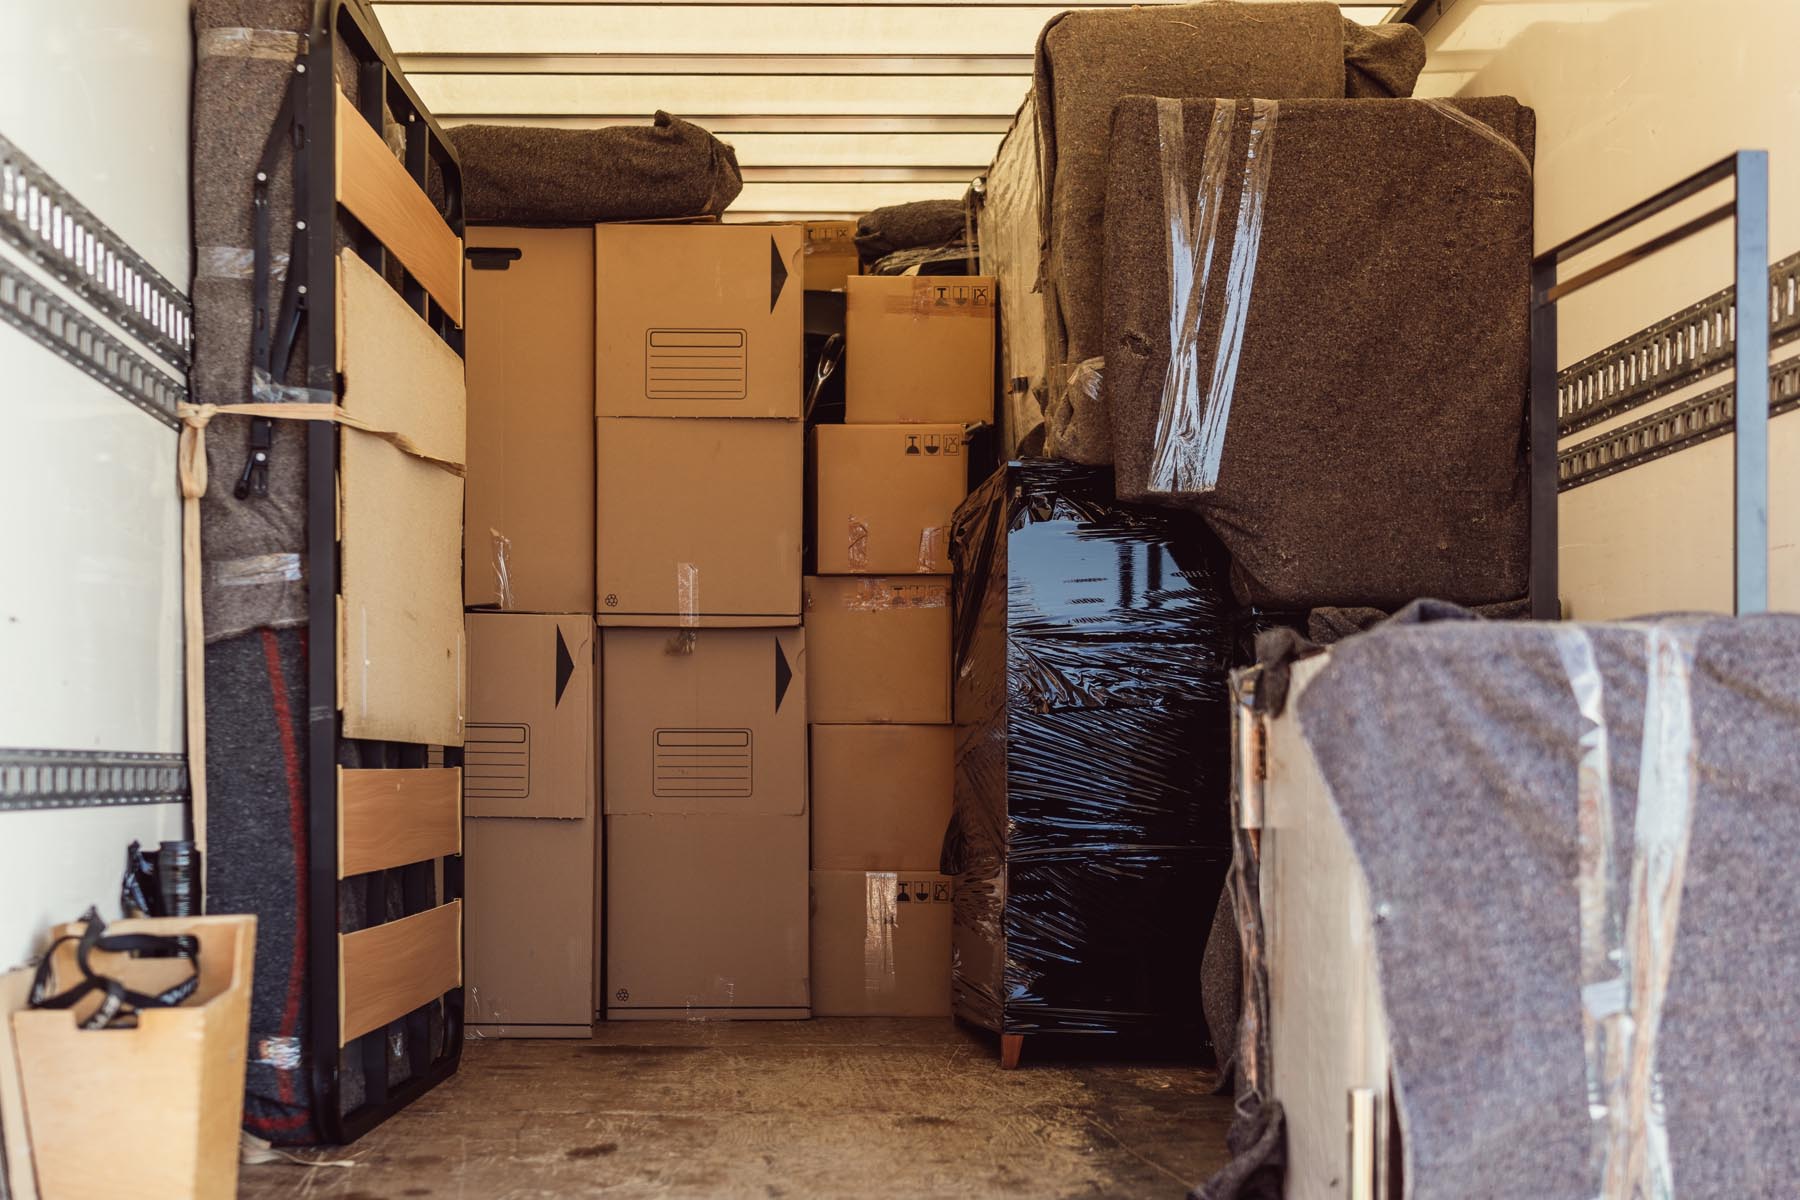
[1030,3,1425,462]
[1104,96,1536,610]
[855,198,968,260]
[1266,606,1800,1199]
[943,460,1236,1042]
[452,112,742,224]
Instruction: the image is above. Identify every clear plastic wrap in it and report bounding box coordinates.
[944,459,1236,1043]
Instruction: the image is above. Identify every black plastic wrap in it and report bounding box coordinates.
[945,459,1236,1042]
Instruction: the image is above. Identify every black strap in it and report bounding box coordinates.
[28,908,201,1030]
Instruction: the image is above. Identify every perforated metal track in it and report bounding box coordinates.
[0,748,190,812]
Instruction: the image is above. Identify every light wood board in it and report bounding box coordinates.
[338,767,463,878]
[334,87,463,324]
[339,900,463,1046]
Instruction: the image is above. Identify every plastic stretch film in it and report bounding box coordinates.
[489,529,515,610]
[944,459,1236,1043]
[1281,604,1800,1200]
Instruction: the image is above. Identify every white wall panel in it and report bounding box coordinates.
[1424,0,1800,618]
[411,71,1033,117]
[0,0,191,967]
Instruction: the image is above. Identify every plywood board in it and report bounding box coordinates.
[338,767,463,877]
[0,968,38,1200]
[337,249,467,746]
[1261,655,1394,1200]
[334,88,463,324]
[339,900,463,1046]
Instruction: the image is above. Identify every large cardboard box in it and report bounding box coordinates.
[810,871,953,1017]
[597,417,802,625]
[802,220,860,291]
[844,275,996,424]
[803,575,950,724]
[810,424,968,575]
[463,227,596,613]
[603,627,809,1017]
[811,724,952,872]
[596,224,803,420]
[463,613,598,1037]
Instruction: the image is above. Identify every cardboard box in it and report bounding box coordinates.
[463,227,596,613]
[844,275,996,424]
[603,626,809,1016]
[811,725,952,872]
[463,613,598,1037]
[802,220,860,291]
[810,871,952,1017]
[464,613,595,819]
[597,417,802,625]
[803,575,950,724]
[810,424,968,575]
[596,223,803,419]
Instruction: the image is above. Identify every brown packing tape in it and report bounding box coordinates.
[847,517,871,571]
[880,278,996,319]
[676,562,700,628]
[489,529,515,610]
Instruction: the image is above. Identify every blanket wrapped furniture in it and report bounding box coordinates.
[1104,96,1536,610]
[943,460,1236,1061]
[1209,604,1800,1199]
[974,2,1425,459]
[194,0,467,1145]
[451,112,742,224]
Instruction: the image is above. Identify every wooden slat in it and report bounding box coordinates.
[340,900,463,1045]
[333,89,464,325]
[408,72,1031,118]
[338,767,463,878]
[443,115,1014,133]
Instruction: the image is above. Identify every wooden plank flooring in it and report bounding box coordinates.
[238,1018,1232,1198]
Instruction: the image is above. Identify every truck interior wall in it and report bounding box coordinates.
[0,0,193,969]
[1421,0,1800,616]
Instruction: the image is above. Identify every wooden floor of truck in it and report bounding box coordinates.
[237,1017,1231,1198]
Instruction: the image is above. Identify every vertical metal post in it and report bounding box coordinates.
[1733,150,1771,615]
[1529,258,1561,620]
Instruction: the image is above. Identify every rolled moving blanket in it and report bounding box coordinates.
[1102,95,1536,611]
[1022,2,1425,462]
[855,199,969,260]
[452,112,742,224]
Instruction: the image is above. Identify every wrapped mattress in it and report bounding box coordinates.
[451,112,742,224]
[1104,96,1536,610]
[976,2,1425,459]
[943,460,1236,1043]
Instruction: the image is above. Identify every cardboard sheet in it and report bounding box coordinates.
[810,424,968,575]
[802,575,951,724]
[811,871,952,1017]
[336,249,467,746]
[811,724,952,872]
[844,276,996,425]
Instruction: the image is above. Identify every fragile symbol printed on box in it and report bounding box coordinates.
[904,433,961,458]
[895,879,951,904]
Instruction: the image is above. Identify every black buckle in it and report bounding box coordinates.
[235,416,274,500]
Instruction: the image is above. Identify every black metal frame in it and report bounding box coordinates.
[1529,151,1772,618]
[240,0,469,1144]
[1390,0,1465,33]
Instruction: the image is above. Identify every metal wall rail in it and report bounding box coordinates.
[1531,151,1772,617]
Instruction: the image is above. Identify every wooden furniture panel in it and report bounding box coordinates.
[338,767,463,878]
[334,88,464,324]
[339,900,462,1046]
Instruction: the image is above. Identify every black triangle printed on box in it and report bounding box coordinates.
[554,626,575,707]
[774,638,793,712]
[770,236,789,313]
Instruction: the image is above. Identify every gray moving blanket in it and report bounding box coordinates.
[1284,607,1800,1198]
[1031,3,1424,461]
[855,198,968,260]
[1104,96,1535,609]
[452,112,742,224]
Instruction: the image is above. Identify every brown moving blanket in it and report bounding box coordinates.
[452,112,741,224]
[1031,3,1424,461]
[1103,96,1536,610]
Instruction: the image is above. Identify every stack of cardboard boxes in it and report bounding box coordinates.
[804,274,997,1016]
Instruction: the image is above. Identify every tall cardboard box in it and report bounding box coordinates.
[604,627,810,1018]
[802,220,860,291]
[844,275,996,424]
[811,725,952,872]
[463,227,596,613]
[463,613,598,1037]
[810,424,968,575]
[596,417,802,625]
[803,575,951,724]
[810,871,953,1017]
[596,223,803,420]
